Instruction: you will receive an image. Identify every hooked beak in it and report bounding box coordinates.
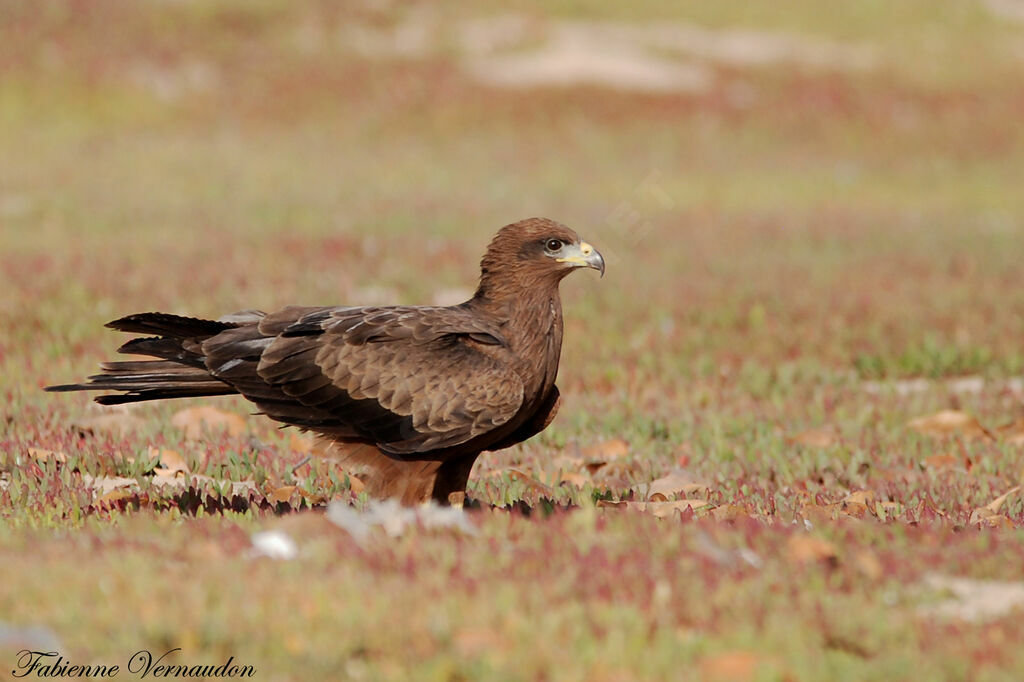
[556,241,605,278]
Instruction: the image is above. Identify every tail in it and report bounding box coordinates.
[46,312,243,405]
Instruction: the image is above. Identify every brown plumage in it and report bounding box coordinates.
[48,218,604,504]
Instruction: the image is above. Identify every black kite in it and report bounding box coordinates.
[48,218,604,504]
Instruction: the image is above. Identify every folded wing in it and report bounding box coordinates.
[205,306,524,455]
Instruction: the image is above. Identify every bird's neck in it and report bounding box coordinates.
[468,279,563,396]
[470,276,561,328]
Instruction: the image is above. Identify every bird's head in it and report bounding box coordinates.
[475,218,604,299]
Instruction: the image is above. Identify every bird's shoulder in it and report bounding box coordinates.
[257,304,508,348]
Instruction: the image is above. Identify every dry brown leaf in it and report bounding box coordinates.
[27,448,66,464]
[854,550,883,580]
[997,417,1024,445]
[296,488,329,506]
[551,454,585,471]
[711,504,747,523]
[171,406,247,439]
[646,469,711,501]
[840,501,870,519]
[598,499,711,518]
[347,474,365,495]
[149,473,257,496]
[649,499,711,517]
[580,438,630,468]
[558,471,589,488]
[452,628,503,658]
[799,504,834,527]
[786,535,838,565]
[699,651,762,682]
[844,490,876,506]
[590,459,645,488]
[270,485,297,504]
[95,489,131,507]
[289,434,314,454]
[73,412,145,437]
[922,453,959,469]
[787,427,838,448]
[907,410,993,440]
[984,485,1020,514]
[84,474,138,496]
[969,486,1021,525]
[975,514,1015,530]
[150,447,189,476]
[486,468,555,497]
[581,437,629,459]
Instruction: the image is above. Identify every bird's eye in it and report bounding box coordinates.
[545,239,563,252]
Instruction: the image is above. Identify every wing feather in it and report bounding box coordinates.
[254,305,523,455]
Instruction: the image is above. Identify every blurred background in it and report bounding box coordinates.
[5,4,1024,677]
[3,0,1024,434]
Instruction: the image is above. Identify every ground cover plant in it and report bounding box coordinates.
[2,1,1024,680]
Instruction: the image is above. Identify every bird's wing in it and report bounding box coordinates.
[486,385,560,452]
[250,306,524,455]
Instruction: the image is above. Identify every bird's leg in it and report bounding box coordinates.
[430,454,479,506]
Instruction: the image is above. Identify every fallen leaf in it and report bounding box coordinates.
[799,503,834,528]
[649,499,711,516]
[997,417,1024,445]
[452,628,502,658]
[144,473,256,497]
[844,490,876,506]
[975,514,1015,530]
[840,491,875,518]
[907,410,993,440]
[73,412,145,437]
[711,504,747,523]
[787,427,838,448]
[171,406,247,439]
[150,447,189,476]
[786,535,838,566]
[922,453,959,469]
[699,651,762,682]
[597,499,711,518]
[95,489,131,507]
[486,468,555,497]
[83,474,138,496]
[270,485,297,504]
[558,471,589,488]
[854,550,883,580]
[296,488,328,505]
[969,485,1021,526]
[646,469,711,501]
[580,438,630,472]
[590,459,645,488]
[581,437,629,459]
[27,448,66,464]
[840,501,870,519]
